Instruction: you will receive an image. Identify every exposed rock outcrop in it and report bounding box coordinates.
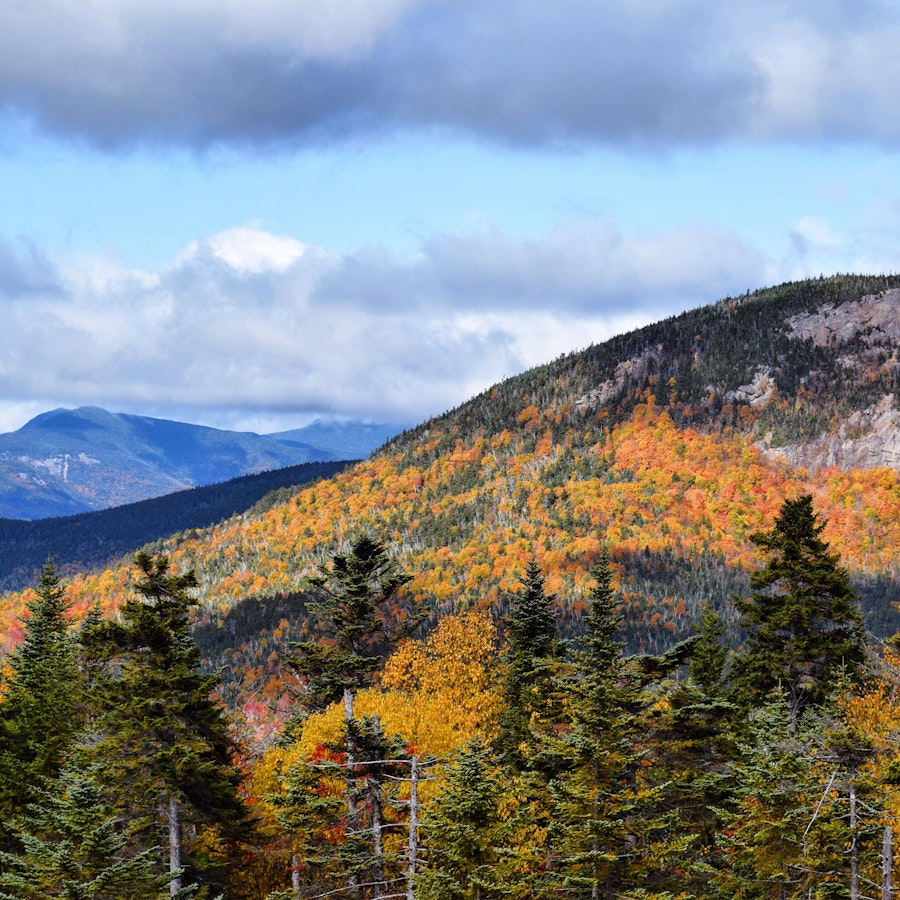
[759,394,900,473]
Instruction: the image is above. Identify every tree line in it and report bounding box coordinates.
[0,494,897,898]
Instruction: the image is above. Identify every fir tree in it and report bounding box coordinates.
[548,551,642,900]
[731,494,869,723]
[81,552,248,896]
[713,695,862,900]
[417,738,510,900]
[496,557,566,769]
[635,606,736,895]
[289,534,415,713]
[284,536,416,900]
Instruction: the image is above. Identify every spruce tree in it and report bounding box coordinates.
[635,604,736,895]
[81,552,248,896]
[496,557,566,770]
[289,534,415,713]
[548,551,642,900]
[731,494,869,722]
[0,560,82,851]
[284,536,416,900]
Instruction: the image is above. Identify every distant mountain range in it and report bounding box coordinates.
[0,407,403,520]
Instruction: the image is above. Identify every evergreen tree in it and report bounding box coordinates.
[284,536,416,900]
[548,551,643,900]
[289,534,415,713]
[417,738,510,900]
[0,560,82,851]
[731,494,869,722]
[0,759,172,900]
[635,606,736,895]
[496,557,566,769]
[689,601,729,696]
[81,552,248,896]
[713,695,864,900]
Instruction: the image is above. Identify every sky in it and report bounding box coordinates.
[2,0,900,435]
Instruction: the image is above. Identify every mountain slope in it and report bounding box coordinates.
[3,275,900,710]
[0,407,350,519]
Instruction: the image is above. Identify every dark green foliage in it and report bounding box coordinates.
[712,695,886,900]
[689,602,729,695]
[495,558,567,774]
[289,535,416,712]
[81,552,248,892]
[417,738,510,900]
[635,609,737,894]
[0,760,172,900]
[731,495,869,721]
[548,551,643,899]
[0,560,82,850]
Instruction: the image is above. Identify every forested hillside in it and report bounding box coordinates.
[2,275,900,896]
[3,275,900,698]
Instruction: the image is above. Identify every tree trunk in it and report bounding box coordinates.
[344,688,363,900]
[371,776,384,899]
[883,825,893,900]
[850,780,859,900]
[169,794,182,897]
[292,851,302,898]
[407,756,418,900]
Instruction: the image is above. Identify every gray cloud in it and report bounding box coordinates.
[2,0,900,149]
[0,222,766,429]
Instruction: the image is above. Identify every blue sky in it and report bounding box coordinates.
[1,0,900,434]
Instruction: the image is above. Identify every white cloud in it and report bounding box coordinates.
[0,221,768,430]
[177,226,319,274]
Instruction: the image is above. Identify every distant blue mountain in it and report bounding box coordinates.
[0,407,401,520]
[267,419,406,460]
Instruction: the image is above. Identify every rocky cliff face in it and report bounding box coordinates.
[757,290,900,473]
[759,394,900,472]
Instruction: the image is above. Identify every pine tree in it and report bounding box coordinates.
[81,552,248,896]
[731,494,869,723]
[0,560,82,852]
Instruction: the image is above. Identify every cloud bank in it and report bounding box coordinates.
[0,222,767,431]
[3,0,900,149]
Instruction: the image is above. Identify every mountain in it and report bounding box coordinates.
[268,419,408,460]
[3,274,900,711]
[0,407,396,520]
